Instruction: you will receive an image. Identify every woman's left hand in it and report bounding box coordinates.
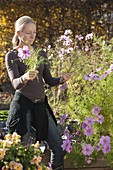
[60,73,71,83]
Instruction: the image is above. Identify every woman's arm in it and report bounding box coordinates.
[42,50,70,86]
[5,51,26,90]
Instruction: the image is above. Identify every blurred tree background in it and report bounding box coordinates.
[0,0,113,92]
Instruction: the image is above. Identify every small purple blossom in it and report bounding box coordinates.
[18,45,30,60]
[60,82,67,90]
[84,73,101,81]
[64,29,72,35]
[100,136,110,146]
[102,144,111,153]
[95,143,101,152]
[95,114,104,124]
[84,46,89,51]
[85,33,93,40]
[92,105,101,115]
[85,157,92,164]
[48,162,52,170]
[75,35,84,40]
[84,126,94,136]
[65,47,73,53]
[89,73,101,80]
[61,139,72,153]
[101,69,111,78]
[84,75,91,81]
[82,121,89,129]
[82,144,94,156]
[63,127,70,139]
[76,130,81,136]
[85,117,95,125]
[59,113,68,124]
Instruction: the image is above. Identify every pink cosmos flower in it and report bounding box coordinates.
[99,136,110,146]
[18,45,31,60]
[102,144,111,153]
[85,157,92,164]
[84,75,92,81]
[82,121,89,129]
[92,105,101,115]
[85,117,95,125]
[101,69,111,78]
[59,113,68,124]
[84,126,94,136]
[95,143,101,152]
[95,114,104,124]
[61,139,72,153]
[82,144,94,156]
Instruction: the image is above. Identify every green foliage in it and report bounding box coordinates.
[0,110,8,121]
[46,31,113,167]
[1,0,113,84]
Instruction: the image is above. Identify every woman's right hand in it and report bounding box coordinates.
[22,70,38,82]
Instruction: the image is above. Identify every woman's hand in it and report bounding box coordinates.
[22,70,38,82]
[60,73,71,84]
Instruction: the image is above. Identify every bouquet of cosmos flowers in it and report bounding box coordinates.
[17,45,47,71]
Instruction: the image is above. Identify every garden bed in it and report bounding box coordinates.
[42,150,112,170]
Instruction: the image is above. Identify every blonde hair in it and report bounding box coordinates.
[12,16,36,47]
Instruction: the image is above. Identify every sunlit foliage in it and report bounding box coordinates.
[0,0,113,87]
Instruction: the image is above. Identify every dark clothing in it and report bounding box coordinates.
[6,91,56,141]
[5,49,60,101]
[5,48,59,140]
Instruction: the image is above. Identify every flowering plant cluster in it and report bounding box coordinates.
[17,46,46,71]
[46,30,113,168]
[0,132,50,170]
[59,105,111,167]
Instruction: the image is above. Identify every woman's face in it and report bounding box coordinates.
[18,22,36,46]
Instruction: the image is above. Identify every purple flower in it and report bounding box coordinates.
[18,45,30,60]
[85,117,95,125]
[102,144,111,153]
[60,82,67,90]
[76,130,81,136]
[85,157,92,164]
[95,114,104,124]
[84,75,91,81]
[84,126,94,136]
[89,73,101,80]
[61,139,72,153]
[95,143,101,152]
[92,105,101,115]
[84,46,89,51]
[64,29,72,35]
[63,127,72,140]
[100,136,110,146]
[82,144,94,156]
[75,35,84,40]
[59,113,68,124]
[48,162,52,170]
[82,121,89,129]
[63,127,70,138]
[85,33,93,40]
[101,69,111,78]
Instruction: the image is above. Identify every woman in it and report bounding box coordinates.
[5,16,70,170]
